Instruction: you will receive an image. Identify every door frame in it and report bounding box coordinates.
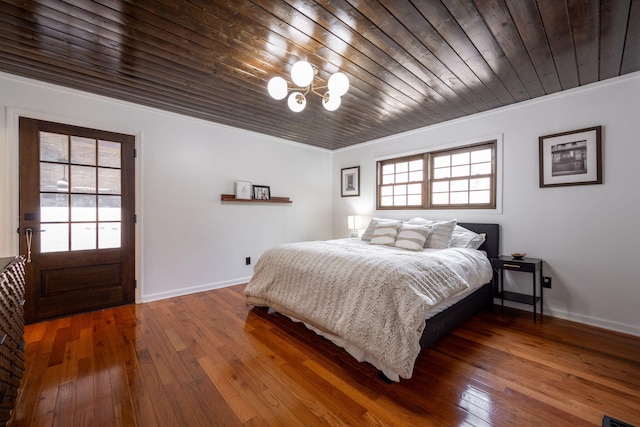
[3,107,143,303]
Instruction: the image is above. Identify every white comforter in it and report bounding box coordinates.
[244,239,492,381]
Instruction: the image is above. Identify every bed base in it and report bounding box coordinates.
[418,222,499,350]
[419,281,493,349]
[376,282,493,382]
[381,222,499,381]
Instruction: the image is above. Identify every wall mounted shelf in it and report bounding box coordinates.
[220,194,292,204]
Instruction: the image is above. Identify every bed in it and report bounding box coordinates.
[245,221,499,381]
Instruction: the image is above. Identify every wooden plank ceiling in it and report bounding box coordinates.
[0,0,638,150]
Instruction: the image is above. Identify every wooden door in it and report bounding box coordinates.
[19,118,136,324]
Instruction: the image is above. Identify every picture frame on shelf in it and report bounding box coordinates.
[234,181,252,200]
[253,185,271,200]
[341,166,360,197]
[539,126,602,188]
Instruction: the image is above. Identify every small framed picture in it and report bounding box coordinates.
[253,185,271,200]
[539,126,602,188]
[341,166,360,197]
[235,181,252,199]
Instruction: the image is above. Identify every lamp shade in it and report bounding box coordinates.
[347,215,363,230]
[267,76,288,100]
[328,72,349,96]
[287,92,306,112]
[290,61,314,87]
[56,177,68,191]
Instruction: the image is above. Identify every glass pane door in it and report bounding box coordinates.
[39,132,122,252]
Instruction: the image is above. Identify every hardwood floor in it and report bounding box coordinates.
[10,284,640,426]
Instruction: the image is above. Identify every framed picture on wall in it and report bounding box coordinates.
[234,181,252,199]
[539,126,602,188]
[341,166,360,197]
[253,185,271,200]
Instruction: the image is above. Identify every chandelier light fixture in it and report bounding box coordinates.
[267,61,350,112]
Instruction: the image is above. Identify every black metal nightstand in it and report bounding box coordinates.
[491,256,543,322]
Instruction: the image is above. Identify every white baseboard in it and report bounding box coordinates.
[141,276,251,303]
[494,299,640,337]
[543,307,640,337]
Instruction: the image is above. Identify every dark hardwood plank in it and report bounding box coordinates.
[536,0,581,90]
[568,0,600,85]
[0,0,638,150]
[442,0,532,102]
[504,0,562,94]
[241,0,455,129]
[473,0,546,98]
[10,284,640,426]
[276,0,467,118]
[345,0,489,114]
[0,0,376,149]
[411,0,517,105]
[0,4,363,147]
[316,0,470,114]
[621,0,640,74]
[599,0,632,79]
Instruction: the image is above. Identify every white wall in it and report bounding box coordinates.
[0,72,333,302]
[332,73,640,336]
[2,70,638,336]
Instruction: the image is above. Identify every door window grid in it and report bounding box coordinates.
[39,132,122,252]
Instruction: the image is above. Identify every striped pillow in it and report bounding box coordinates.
[424,219,457,249]
[395,224,431,251]
[362,218,402,241]
[370,222,401,246]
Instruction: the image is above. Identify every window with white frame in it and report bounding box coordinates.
[377,140,497,210]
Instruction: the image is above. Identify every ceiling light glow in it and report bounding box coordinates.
[268,61,350,112]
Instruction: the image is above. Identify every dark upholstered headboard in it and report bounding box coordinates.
[457,223,500,260]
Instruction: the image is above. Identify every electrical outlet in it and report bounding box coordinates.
[245,257,251,266]
[543,276,552,288]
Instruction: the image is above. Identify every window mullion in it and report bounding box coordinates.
[423,153,430,208]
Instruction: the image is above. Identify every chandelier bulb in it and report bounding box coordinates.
[322,91,341,111]
[328,72,350,97]
[291,61,314,87]
[287,92,306,112]
[267,76,288,100]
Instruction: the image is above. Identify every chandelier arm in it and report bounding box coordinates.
[283,82,311,95]
[281,79,329,98]
[310,81,328,97]
[310,87,325,97]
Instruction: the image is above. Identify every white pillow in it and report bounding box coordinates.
[424,219,457,249]
[406,217,435,226]
[361,218,401,241]
[450,225,486,249]
[370,222,401,246]
[395,224,431,251]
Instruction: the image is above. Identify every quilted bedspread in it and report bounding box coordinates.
[244,239,491,380]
